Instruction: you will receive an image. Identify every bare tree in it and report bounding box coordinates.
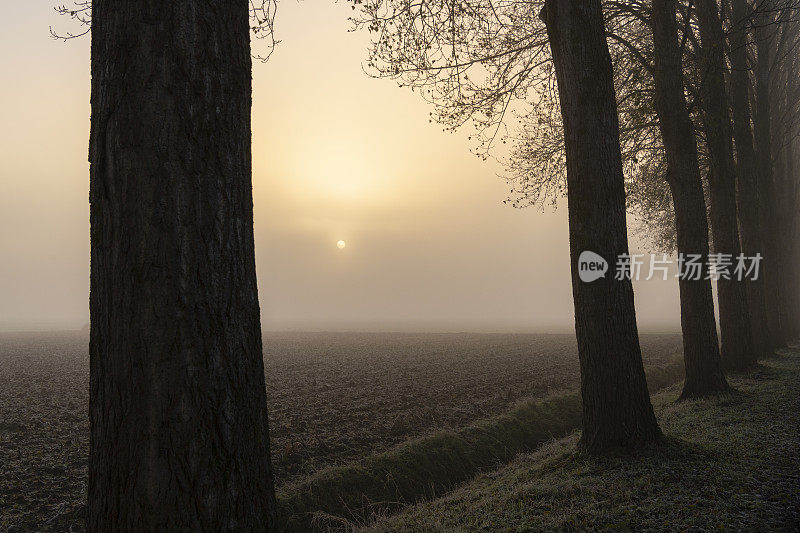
[752,0,787,348]
[727,0,776,361]
[541,0,662,452]
[694,0,757,370]
[650,0,729,397]
[352,0,661,452]
[760,0,800,343]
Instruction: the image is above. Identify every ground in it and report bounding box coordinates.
[0,331,681,532]
[365,346,800,532]
[264,332,680,479]
[2,332,796,531]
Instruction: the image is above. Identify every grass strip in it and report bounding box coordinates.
[368,348,800,531]
[277,356,686,530]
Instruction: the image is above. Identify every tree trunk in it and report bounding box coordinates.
[786,136,800,339]
[753,10,786,348]
[727,0,775,359]
[694,0,756,370]
[772,127,793,343]
[541,0,662,453]
[792,150,800,340]
[650,0,729,397]
[770,21,800,344]
[88,2,277,530]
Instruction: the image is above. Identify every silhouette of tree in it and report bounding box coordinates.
[650,0,729,397]
[84,1,278,529]
[352,0,661,452]
[726,0,774,361]
[542,0,662,451]
[695,0,756,371]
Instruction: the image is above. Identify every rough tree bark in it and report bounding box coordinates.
[541,0,662,453]
[650,0,729,397]
[88,2,277,530]
[695,0,756,370]
[727,0,775,359]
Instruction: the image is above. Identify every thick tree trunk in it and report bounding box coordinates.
[88,2,277,530]
[753,12,786,348]
[541,0,662,453]
[651,0,729,397]
[695,0,756,370]
[727,0,775,359]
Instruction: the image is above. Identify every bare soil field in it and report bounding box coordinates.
[0,331,681,531]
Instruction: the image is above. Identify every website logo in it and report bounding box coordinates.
[578,251,609,283]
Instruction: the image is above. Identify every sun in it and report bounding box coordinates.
[336,240,346,249]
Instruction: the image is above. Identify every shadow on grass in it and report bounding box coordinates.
[566,435,718,473]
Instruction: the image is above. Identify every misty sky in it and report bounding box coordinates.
[0,3,684,332]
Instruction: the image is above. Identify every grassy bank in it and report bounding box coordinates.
[366,347,800,531]
[277,356,685,530]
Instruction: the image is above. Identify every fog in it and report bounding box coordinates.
[0,2,682,333]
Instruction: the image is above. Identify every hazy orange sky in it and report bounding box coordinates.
[0,2,683,332]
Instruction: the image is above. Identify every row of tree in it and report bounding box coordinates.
[350,0,800,445]
[81,0,798,529]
